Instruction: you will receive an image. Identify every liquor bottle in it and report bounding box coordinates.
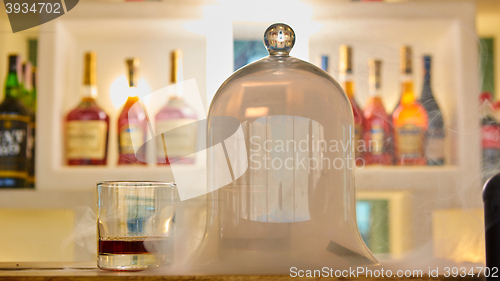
[0,54,30,187]
[20,62,35,187]
[480,92,500,184]
[20,63,26,90]
[320,55,329,72]
[363,60,392,165]
[28,66,36,187]
[20,62,32,108]
[155,49,197,165]
[493,100,500,122]
[392,46,428,165]
[118,58,147,165]
[339,45,365,165]
[65,52,109,165]
[419,55,445,165]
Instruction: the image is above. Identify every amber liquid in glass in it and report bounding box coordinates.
[99,237,166,255]
[98,237,170,271]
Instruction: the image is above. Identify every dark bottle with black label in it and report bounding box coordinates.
[0,54,30,188]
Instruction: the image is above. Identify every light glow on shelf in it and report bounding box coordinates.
[109,75,151,110]
[183,0,322,102]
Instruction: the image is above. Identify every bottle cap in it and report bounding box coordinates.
[126,58,140,87]
[339,45,352,74]
[368,59,382,90]
[400,46,412,74]
[320,55,329,72]
[171,49,183,84]
[480,92,494,103]
[8,54,19,73]
[423,55,432,73]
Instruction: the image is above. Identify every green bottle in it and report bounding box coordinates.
[0,54,30,188]
[20,62,35,187]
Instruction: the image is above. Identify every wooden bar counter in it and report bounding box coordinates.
[0,263,486,281]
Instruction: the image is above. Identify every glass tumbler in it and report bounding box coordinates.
[97,181,175,271]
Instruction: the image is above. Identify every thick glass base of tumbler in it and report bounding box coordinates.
[98,254,167,271]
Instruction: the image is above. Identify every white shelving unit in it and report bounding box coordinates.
[36,0,208,190]
[306,0,480,260]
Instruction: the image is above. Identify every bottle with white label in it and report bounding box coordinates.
[155,49,197,165]
[65,52,109,166]
[0,54,30,187]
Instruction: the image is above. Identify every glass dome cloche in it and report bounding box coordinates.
[190,23,378,274]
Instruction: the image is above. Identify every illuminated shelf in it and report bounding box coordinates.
[44,165,204,191]
[355,166,459,191]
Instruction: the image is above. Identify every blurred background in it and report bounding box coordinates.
[0,0,495,271]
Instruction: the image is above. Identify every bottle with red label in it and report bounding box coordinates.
[480,92,500,183]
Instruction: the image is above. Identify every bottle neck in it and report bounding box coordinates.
[171,50,183,84]
[81,85,97,100]
[400,74,415,105]
[5,71,21,99]
[24,68,32,92]
[481,100,494,118]
[369,83,381,97]
[168,96,186,107]
[127,87,139,102]
[421,67,433,100]
[339,73,354,99]
[128,84,139,97]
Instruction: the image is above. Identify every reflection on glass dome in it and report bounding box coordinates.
[190,23,378,274]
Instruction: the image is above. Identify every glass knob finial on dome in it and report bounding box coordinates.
[263,23,295,56]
